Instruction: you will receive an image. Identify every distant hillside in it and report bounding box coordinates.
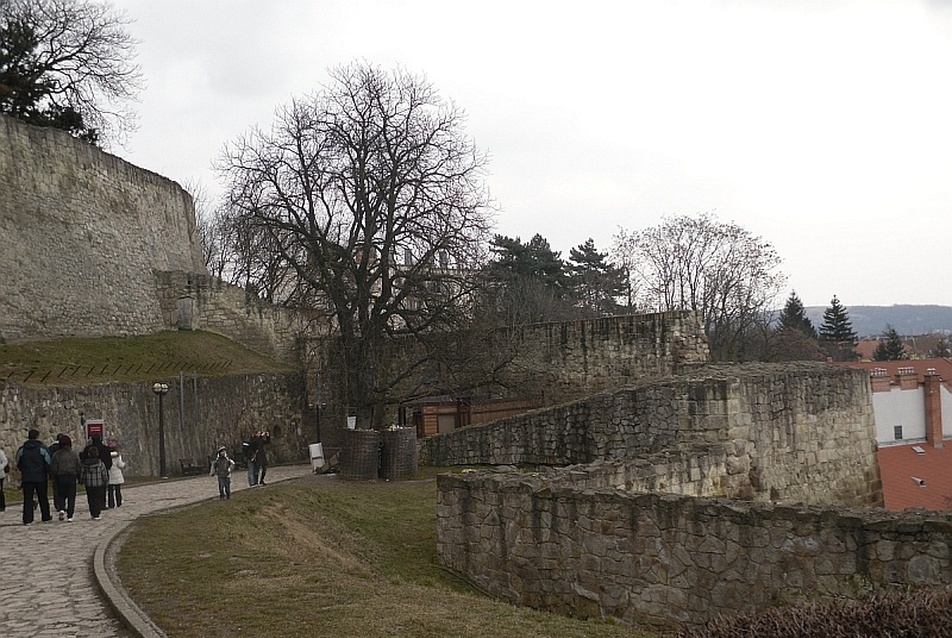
[803,305,952,337]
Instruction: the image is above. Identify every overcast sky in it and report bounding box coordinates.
[109,0,952,309]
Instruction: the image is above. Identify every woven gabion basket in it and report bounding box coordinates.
[379,427,418,481]
[339,428,381,480]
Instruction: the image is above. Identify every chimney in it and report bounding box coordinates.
[898,366,918,390]
[924,368,943,449]
[869,367,891,392]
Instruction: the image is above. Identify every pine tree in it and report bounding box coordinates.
[777,291,818,338]
[568,238,627,315]
[819,295,857,361]
[872,325,907,361]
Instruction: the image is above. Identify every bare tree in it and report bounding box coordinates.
[0,0,143,144]
[609,227,642,312]
[623,212,785,361]
[217,63,493,427]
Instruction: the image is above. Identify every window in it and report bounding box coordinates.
[894,425,903,440]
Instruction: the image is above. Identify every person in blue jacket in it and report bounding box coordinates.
[15,429,52,525]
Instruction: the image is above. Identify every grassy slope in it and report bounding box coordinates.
[0,331,293,386]
[118,471,657,638]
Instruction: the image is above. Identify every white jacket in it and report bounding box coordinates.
[108,451,126,485]
[0,448,8,476]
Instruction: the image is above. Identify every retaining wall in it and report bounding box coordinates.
[437,471,952,630]
[424,363,879,507]
[0,373,310,477]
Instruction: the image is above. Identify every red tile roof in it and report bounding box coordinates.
[877,441,952,511]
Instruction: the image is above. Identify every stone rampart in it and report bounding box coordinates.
[153,271,310,362]
[0,115,309,360]
[432,362,887,627]
[0,115,202,341]
[500,312,710,405]
[437,471,952,630]
[424,363,879,507]
[0,373,309,477]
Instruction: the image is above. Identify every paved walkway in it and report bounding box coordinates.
[0,464,313,638]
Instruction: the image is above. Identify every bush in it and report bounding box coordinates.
[677,588,952,638]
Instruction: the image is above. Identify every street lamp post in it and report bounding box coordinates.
[152,382,170,478]
[316,401,326,443]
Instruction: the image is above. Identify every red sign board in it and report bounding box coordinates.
[85,418,104,439]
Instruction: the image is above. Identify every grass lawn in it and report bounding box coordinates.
[117,469,659,638]
[0,331,293,386]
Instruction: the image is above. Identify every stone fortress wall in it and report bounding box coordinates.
[496,311,711,406]
[0,115,202,341]
[0,372,310,478]
[0,114,305,360]
[430,363,952,629]
[0,115,311,467]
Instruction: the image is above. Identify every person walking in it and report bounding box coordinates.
[15,429,52,525]
[79,446,109,520]
[210,445,236,499]
[47,433,67,513]
[254,430,271,485]
[81,434,112,512]
[0,444,9,513]
[49,434,82,522]
[107,442,127,508]
[243,434,258,487]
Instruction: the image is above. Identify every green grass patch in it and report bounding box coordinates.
[0,331,293,385]
[118,474,656,638]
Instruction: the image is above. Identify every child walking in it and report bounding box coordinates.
[107,442,127,508]
[210,446,235,499]
[80,446,109,519]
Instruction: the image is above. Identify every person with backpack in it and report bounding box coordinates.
[81,434,112,512]
[79,446,109,520]
[49,435,82,522]
[15,429,52,525]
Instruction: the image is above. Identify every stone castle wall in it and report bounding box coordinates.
[437,471,952,630]
[424,363,878,507]
[431,363,887,627]
[0,373,310,477]
[153,271,310,362]
[499,312,710,405]
[0,114,307,360]
[0,115,203,341]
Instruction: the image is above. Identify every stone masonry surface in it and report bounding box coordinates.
[0,464,311,638]
[424,362,879,507]
[0,114,203,342]
[437,470,952,631]
[0,373,311,477]
[431,362,889,628]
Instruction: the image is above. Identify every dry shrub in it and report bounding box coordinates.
[677,588,952,638]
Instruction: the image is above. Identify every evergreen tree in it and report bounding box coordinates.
[777,291,818,338]
[568,238,627,315]
[819,295,858,361]
[872,325,907,361]
[486,234,570,294]
[481,233,575,323]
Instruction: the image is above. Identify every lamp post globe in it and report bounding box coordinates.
[152,382,170,478]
